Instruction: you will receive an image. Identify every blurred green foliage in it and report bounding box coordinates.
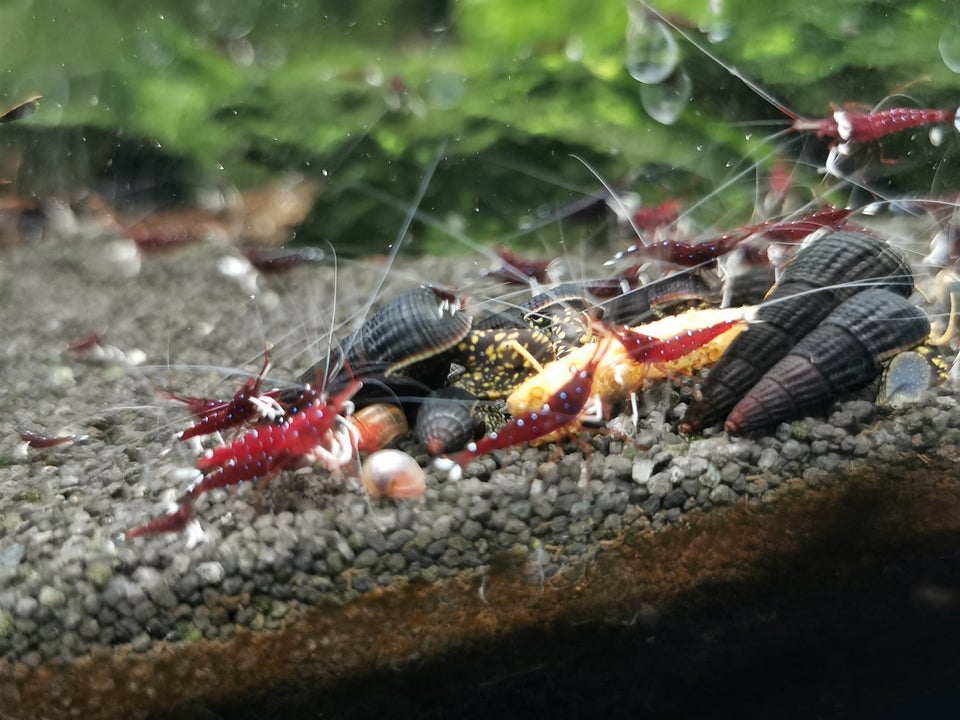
[1,0,958,254]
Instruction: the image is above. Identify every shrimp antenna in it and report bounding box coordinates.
[353,139,448,334]
[569,153,645,241]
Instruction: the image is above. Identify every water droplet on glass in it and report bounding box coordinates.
[625,10,679,85]
[939,21,960,73]
[425,72,466,110]
[706,21,734,43]
[135,31,174,68]
[705,0,734,43]
[257,39,288,69]
[227,37,255,67]
[640,66,691,126]
[365,65,384,87]
[565,35,584,62]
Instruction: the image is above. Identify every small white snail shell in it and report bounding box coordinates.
[361,449,426,500]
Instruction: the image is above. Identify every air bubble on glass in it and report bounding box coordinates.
[625,9,679,85]
[640,66,692,126]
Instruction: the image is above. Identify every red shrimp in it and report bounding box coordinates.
[614,318,746,366]
[171,353,283,441]
[611,206,853,267]
[792,107,959,145]
[632,199,682,233]
[124,379,362,539]
[17,430,77,448]
[638,3,959,155]
[615,233,744,267]
[241,246,325,274]
[66,330,106,353]
[446,345,608,471]
[756,206,854,242]
[483,247,554,285]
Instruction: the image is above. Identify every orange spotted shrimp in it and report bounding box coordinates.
[506,306,754,420]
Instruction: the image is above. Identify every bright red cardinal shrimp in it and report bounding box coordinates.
[434,343,610,481]
[609,206,855,267]
[791,106,959,146]
[123,379,362,540]
[167,351,284,443]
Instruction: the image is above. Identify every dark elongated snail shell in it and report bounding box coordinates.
[724,288,930,435]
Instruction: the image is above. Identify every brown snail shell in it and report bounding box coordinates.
[683,230,914,433]
[352,403,409,454]
[361,449,426,500]
[724,288,930,435]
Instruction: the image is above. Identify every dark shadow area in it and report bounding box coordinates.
[190,478,960,720]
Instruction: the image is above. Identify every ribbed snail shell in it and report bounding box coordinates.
[683,230,915,433]
[347,286,472,377]
[723,288,930,435]
[415,386,482,456]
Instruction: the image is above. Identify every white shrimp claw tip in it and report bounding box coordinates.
[250,394,284,420]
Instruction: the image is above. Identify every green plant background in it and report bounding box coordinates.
[1,0,958,255]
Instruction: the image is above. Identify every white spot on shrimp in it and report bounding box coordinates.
[833,110,852,140]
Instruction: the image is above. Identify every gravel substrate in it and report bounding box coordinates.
[1,223,959,716]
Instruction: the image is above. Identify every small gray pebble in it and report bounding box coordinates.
[222,576,243,596]
[715,464,737,486]
[461,519,484,541]
[663,488,686,509]
[503,517,527,534]
[631,457,654,485]
[757,447,780,473]
[195,561,225,586]
[641,496,661,516]
[432,515,453,540]
[354,548,379,569]
[647,473,672,498]
[680,478,699,497]
[386,529,415,551]
[14,596,38,619]
[38,585,66,608]
[708,485,737,505]
[383,553,406,573]
[363,530,388,554]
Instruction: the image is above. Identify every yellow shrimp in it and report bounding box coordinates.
[507,306,754,417]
